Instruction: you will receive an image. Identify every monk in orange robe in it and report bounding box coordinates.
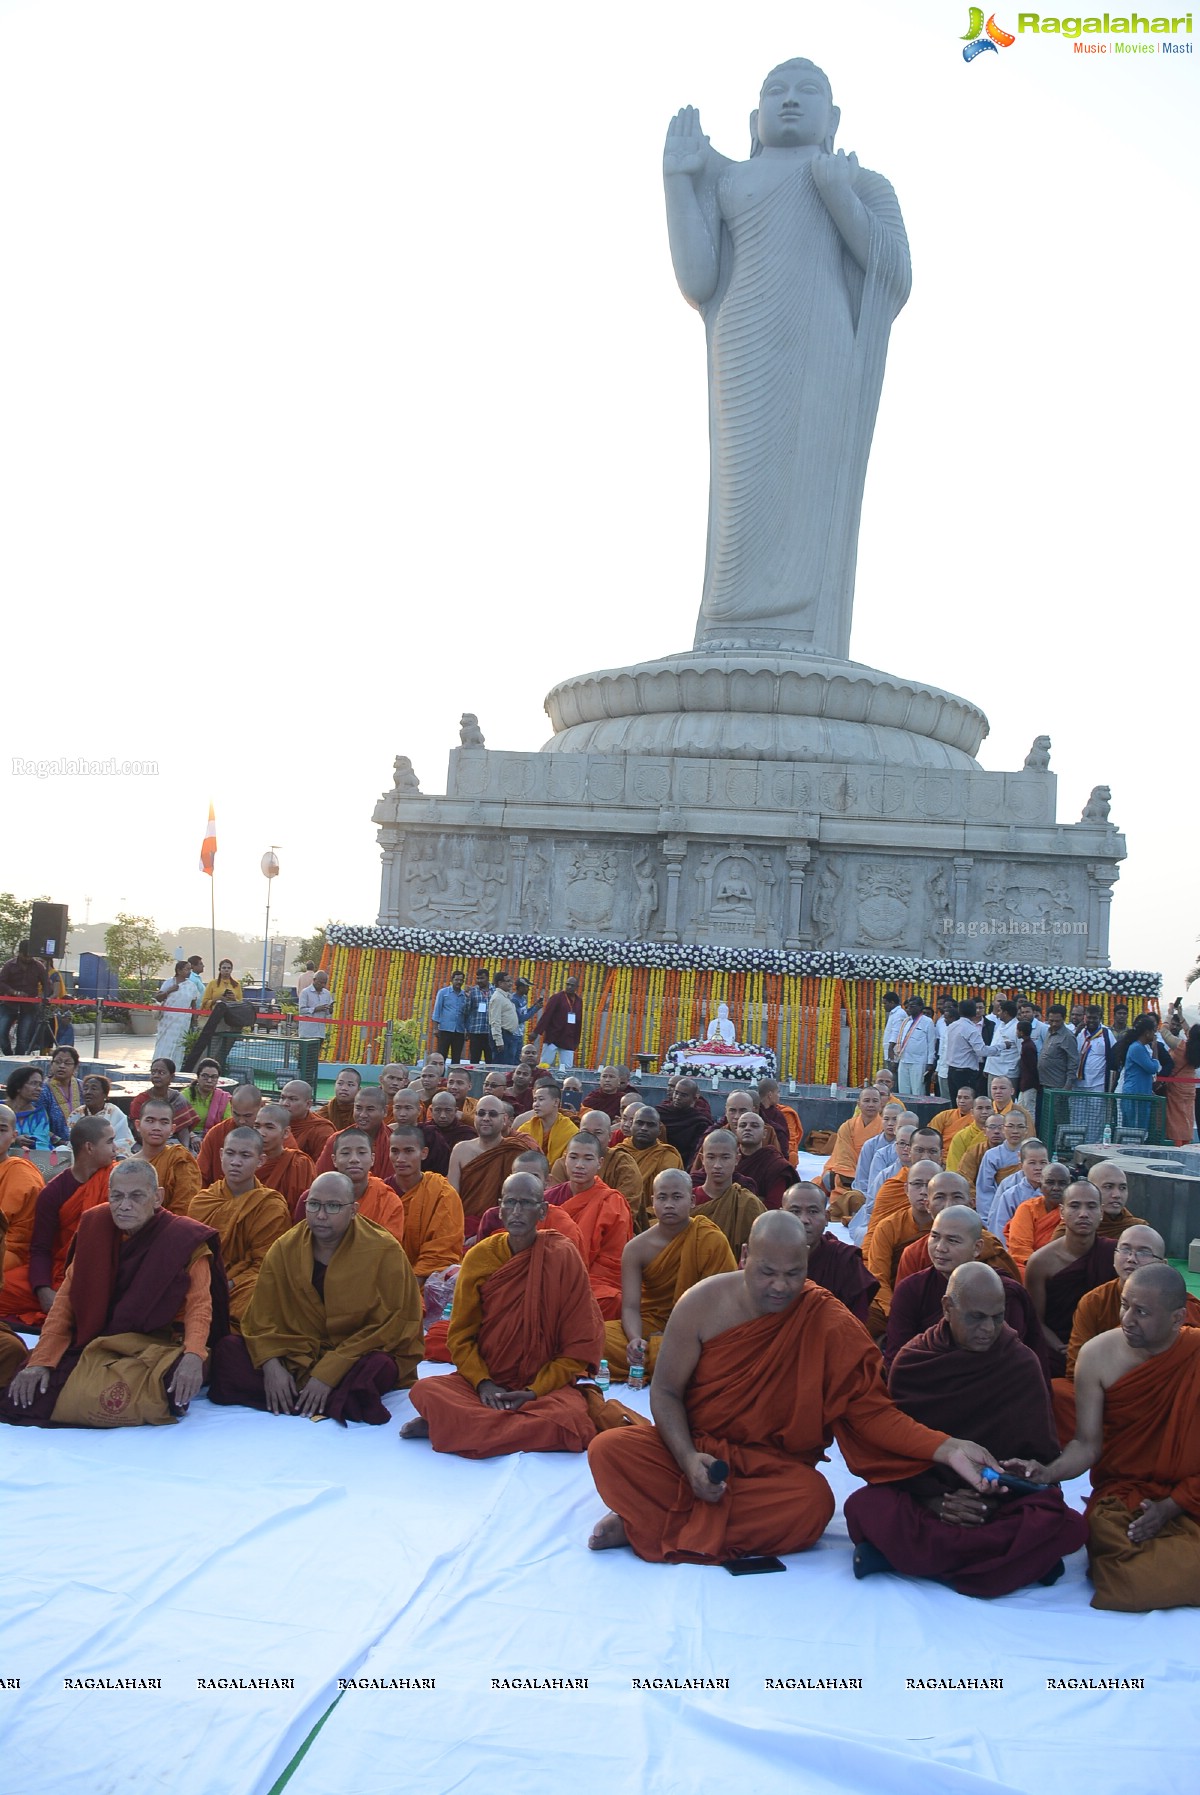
[1013,1263,1200,1611]
[189,1126,292,1325]
[386,1124,465,1280]
[604,1171,736,1382]
[129,1098,203,1216]
[0,1103,46,1327]
[1072,1161,1146,1242]
[314,1066,362,1133]
[444,1068,477,1127]
[279,1079,337,1160]
[623,1107,685,1214]
[862,1125,942,1249]
[25,1116,116,1317]
[545,1131,632,1319]
[927,1085,977,1148]
[465,1148,586,1256]
[587,1210,998,1563]
[209,1172,423,1424]
[253,1103,317,1207]
[291,1129,407,1249]
[197,1085,267,1185]
[402,1172,603,1456]
[548,1110,643,1221]
[693,1130,765,1260]
[822,1086,884,1190]
[449,1095,534,1239]
[865,1160,937,1336]
[894,1170,1018,1285]
[1006,1161,1071,1269]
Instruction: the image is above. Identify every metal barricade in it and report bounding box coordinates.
[1038,1088,1167,1158]
[216,1032,320,1092]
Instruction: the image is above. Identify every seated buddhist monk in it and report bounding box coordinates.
[624,1107,685,1217]
[733,1112,795,1210]
[292,1128,407,1247]
[512,1082,578,1165]
[1011,1264,1200,1611]
[279,1079,336,1160]
[1068,1160,1146,1242]
[604,1171,736,1382]
[471,1150,585,1255]
[893,1170,1019,1285]
[975,1112,1028,1217]
[1,1159,228,1427]
[378,1062,410,1121]
[945,1095,996,1176]
[313,1084,396,1181]
[654,1078,711,1164]
[549,1109,642,1220]
[414,1060,447,1122]
[387,1087,451,1176]
[0,1103,46,1328]
[197,1085,265,1185]
[503,1064,538,1115]
[424,1090,477,1160]
[189,1126,292,1326]
[757,1079,803,1161]
[0,1315,27,1385]
[689,1090,757,1170]
[587,1210,998,1562]
[955,1112,1006,1200]
[544,1130,633,1319]
[854,1102,911,1205]
[822,1086,883,1196]
[610,1087,643,1145]
[450,1095,530,1239]
[985,1135,1048,1238]
[443,1067,477,1127]
[583,1065,632,1121]
[693,1130,765,1259]
[401,1172,604,1455]
[253,1103,316,1207]
[25,1116,116,1320]
[314,1066,362,1132]
[1006,1159,1072,1269]
[927,1085,977,1148]
[865,1159,939,1338]
[883,1205,1048,1378]
[385,1124,465,1280]
[848,1117,915,1245]
[987,1073,1035,1134]
[1024,1181,1117,1377]
[130,1097,203,1216]
[861,1125,942,1249]
[210,1170,423,1424]
[781,1182,878,1327]
[846,1263,1087,1595]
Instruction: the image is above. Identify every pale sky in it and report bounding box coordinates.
[1,0,1195,992]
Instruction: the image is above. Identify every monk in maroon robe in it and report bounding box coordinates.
[655,1080,711,1164]
[781,1183,877,1327]
[882,1204,1048,1380]
[733,1113,795,1210]
[845,1263,1088,1597]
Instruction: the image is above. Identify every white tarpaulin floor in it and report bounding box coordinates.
[2,1358,1197,1795]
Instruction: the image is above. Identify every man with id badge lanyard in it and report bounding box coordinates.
[536,977,583,1070]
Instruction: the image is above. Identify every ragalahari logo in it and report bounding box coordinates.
[962,8,1017,58]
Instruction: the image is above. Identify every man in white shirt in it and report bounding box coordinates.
[894,998,937,1097]
[880,993,904,1075]
[1016,998,1049,1050]
[932,997,957,1098]
[983,998,1021,1083]
[944,999,985,1102]
[298,970,334,1041]
[1075,1006,1116,1092]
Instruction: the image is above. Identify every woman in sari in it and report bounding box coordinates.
[5,1066,68,1151]
[44,1045,85,1122]
[67,1072,136,1157]
[185,1056,230,1144]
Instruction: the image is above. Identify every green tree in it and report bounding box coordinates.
[104,913,166,998]
[293,922,330,971]
[0,893,57,959]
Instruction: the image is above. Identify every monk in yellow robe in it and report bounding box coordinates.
[512,1082,578,1165]
[945,1094,994,1175]
[587,1211,998,1563]
[928,1085,977,1147]
[0,1103,45,1327]
[386,1125,465,1280]
[986,1074,1035,1134]
[253,1103,317,1207]
[623,1107,685,1217]
[549,1110,643,1221]
[131,1098,202,1215]
[693,1129,765,1259]
[209,1171,423,1424]
[605,1170,736,1381]
[1013,1263,1200,1611]
[189,1126,292,1325]
[402,1172,604,1456]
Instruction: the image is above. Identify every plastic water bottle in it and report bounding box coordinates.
[441,1299,454,1321]
[1102,1123,1112,1145]
[629,1361,645,1393]
[829,1082,838,1098]
[596,1358,610,1394]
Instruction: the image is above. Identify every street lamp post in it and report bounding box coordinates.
[261,849,280,1009]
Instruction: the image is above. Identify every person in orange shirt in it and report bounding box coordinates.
[197,1085,265,1185]
[313,1086,394,1181]
[928,1084,979,1148]
[865,1159,937,1337]
[386,1125,465,1281]
[604,1170,736,1382]
[278,1079,336,1160]
[822,1085,883,1206]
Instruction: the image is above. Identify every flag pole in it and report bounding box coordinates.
[210,870,216,977]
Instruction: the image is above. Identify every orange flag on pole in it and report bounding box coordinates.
[200,803,217,875]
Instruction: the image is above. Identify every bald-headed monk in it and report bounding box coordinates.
[313,1085,395,1182]
[757,1079,803,1161]
[883,1206,1048,1378]
[954,1112,1006,1200]
[402,1173,604,1456]
[1013,1263,1200,1611]
[1006,1159,1072,1269]
[781,1183,878,1326]
[694,1130,765,1259]
[443,1066,477,1127]
[894,1170,1019,1285]
[423,1089,476,1159]
[2,1159,228,1428]
[130,1098,203,1216]
[377,1062,410,1121]
[848,1116,916,1245]
[604,1171,736,1382]
[583,1064,632,1121]
[414,1059,447,1121]
[1066,1160,1146,1242]
[945,1094,995,1176]
[26,1116,116,1317]
[385,1124,465,1280]
[545,1131,633,1320]
[865,1159,937,1337]
[189,1126,292,1325]
[387,1087,451,1177]
[688,1090,758,1172]
[861,1126,942,1249]
[315,1066,361,1132]
[197,1084,266,1185]
[292,1128,407,1248]
[210,1171,423,1424]
[0,1104,46,1327]
[278,1079,336,1160]
[733,1111,795,1210]
[512,1081,577,1165]
[846,1263,1087,1596]
[549,1110,643,1221]
[975,1111,1029,1215]
[624,1107,685,1213]
[823,1086,884,1194]
[655,1078,712,1164]
[986,1073,1035,1134]
[854,1102,910,1199]
[253,1103,316,1208]
[450,1095,531,1238]
[1025,1181,1117,1377]
[471,1151,586,1255]
[986,1135,1049,1238]
[927,1084,977,1148]
[587,1211,999,1563]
